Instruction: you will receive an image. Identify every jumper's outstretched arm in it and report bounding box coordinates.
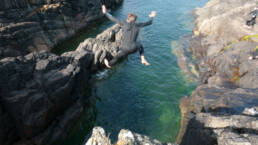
[136,11,157,27]
[102,5,124,25]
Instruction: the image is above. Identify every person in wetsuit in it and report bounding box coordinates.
[246,6,258,27]
[102,5,156,68]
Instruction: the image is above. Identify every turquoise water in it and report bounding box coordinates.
[60,0,208,144]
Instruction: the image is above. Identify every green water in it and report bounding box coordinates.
[58,0,208,144]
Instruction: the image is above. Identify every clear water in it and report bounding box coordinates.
[59,0,208,144]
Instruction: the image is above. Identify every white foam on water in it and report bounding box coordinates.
[95,69,110,80]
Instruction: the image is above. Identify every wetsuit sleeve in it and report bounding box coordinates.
[136,18,153,27]
[105,13,124,25]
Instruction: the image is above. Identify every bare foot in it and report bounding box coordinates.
[141,59,151,66]
[104,59,112,68]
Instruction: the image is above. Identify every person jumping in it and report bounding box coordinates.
[102,5,156,68]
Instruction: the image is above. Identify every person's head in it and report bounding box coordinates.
[127,13,137,23]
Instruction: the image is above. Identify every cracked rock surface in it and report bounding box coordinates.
[0,24,122,145]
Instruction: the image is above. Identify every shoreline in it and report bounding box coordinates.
[175,0,258,144]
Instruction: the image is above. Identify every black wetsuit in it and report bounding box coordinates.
[247,9,258,26]
[105,13,153,66]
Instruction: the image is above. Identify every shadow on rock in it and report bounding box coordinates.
[0,23,123,145]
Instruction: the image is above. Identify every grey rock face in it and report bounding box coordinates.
[0,24,122,145]
[0,0,123,59]
[177,85,258,145]
[217,131,258,145]
[0,51,92,145]
[175,1,258,144]
[175,0,258,88]
[194,0,258,44]
[77,24,123,70]
[213,41,258,89]
[85,127,176,145]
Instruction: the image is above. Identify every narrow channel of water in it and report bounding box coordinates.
[58,0,208,144]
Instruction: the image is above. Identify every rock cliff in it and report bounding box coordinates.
[0,24,122,145]
[0,0,122,59]
[175,0,258,145]
[177,86,258,145]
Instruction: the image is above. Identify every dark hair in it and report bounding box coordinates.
[127,13,137,22]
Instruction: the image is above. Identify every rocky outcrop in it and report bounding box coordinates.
[85,127,176,145]
[0,24,122,145]
[175,0,258,87]
[175,0,258,145]
[0,0,122,59]
[177,86,258,145]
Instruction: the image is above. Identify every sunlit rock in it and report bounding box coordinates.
[86,127,176,145]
